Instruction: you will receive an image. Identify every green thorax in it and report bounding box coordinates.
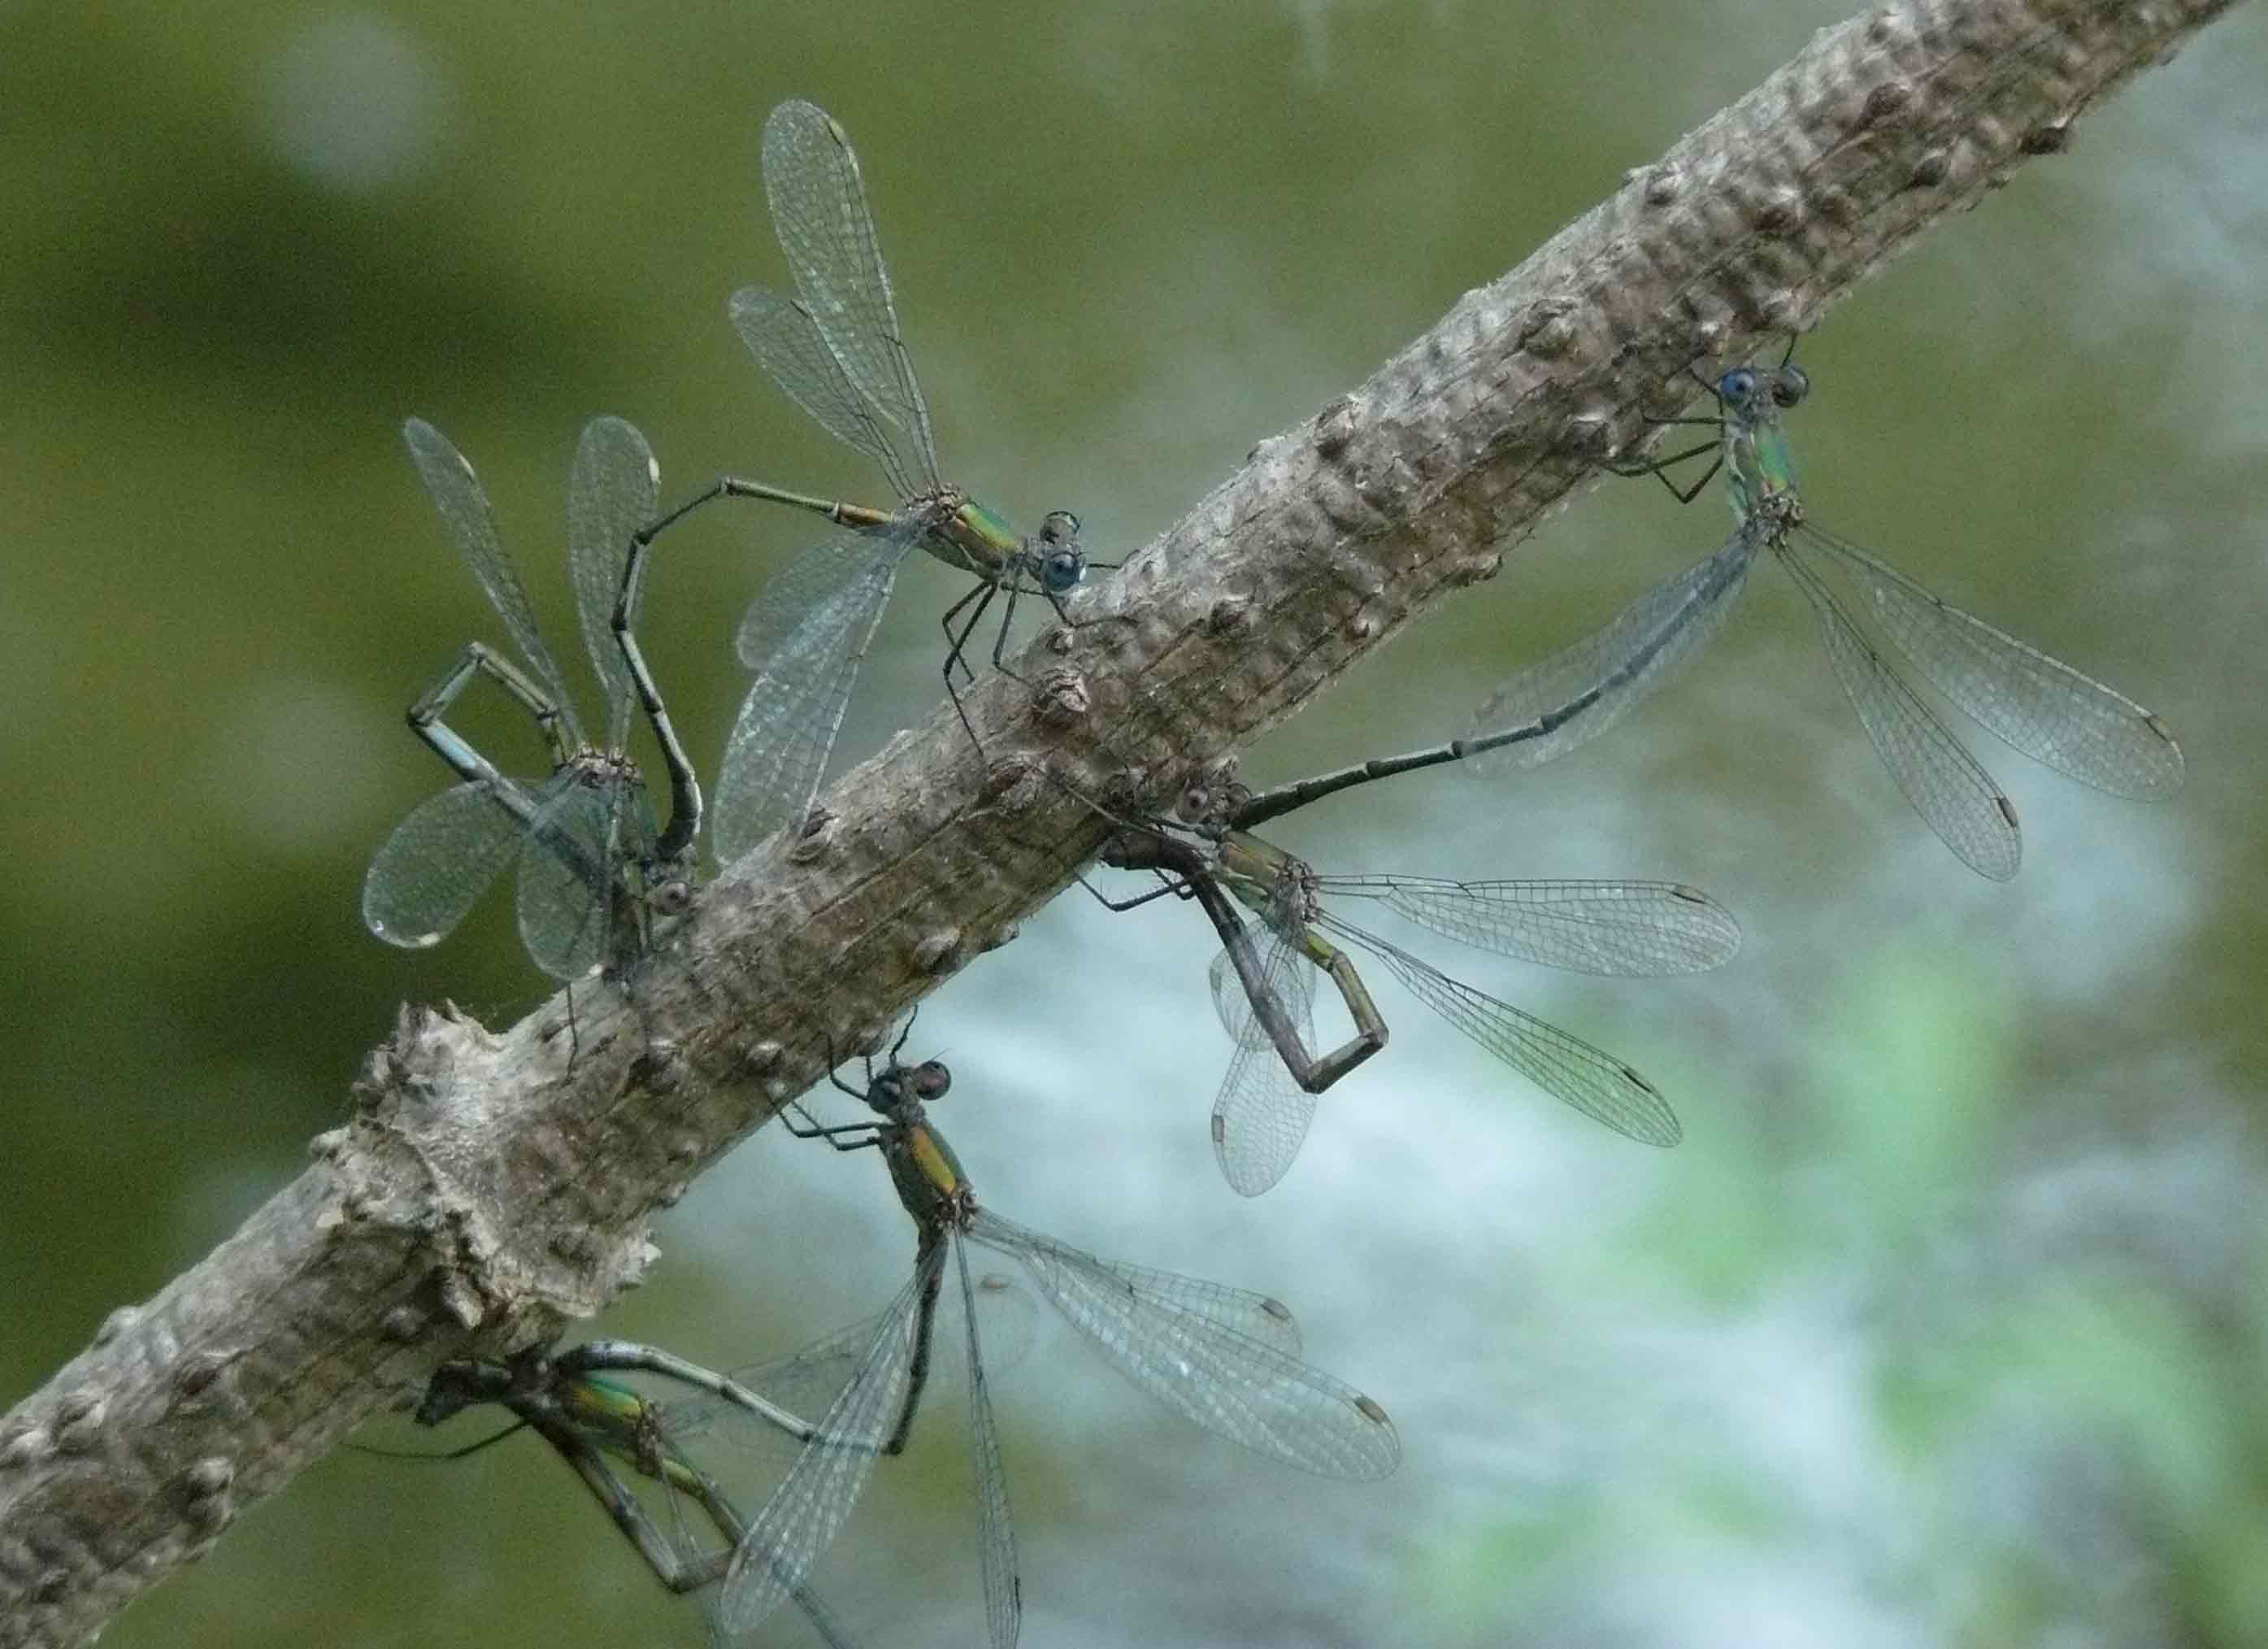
[1718,363,1809,533]
[919,493,1023,579]
[1217,830,1321,935]
[1723,405,1800,524]
[562,1373,650,1436]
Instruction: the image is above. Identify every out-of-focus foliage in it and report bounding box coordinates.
[3,2,2264,1646]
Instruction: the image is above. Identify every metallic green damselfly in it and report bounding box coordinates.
[1464,350,2184,879]
[714,1028,1399,1648]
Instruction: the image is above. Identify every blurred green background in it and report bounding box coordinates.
[6,1,2266,1644]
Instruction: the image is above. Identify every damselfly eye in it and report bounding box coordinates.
[1773,365,1810,407]
[910,1059,951,1101]
[1718,368,1757,404]
[1040,509,1080,544]
[1042,550,1084,594]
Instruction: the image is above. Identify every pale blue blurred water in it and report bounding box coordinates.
[3,2,2266,1646]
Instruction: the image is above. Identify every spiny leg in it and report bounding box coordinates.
[941,578,1002,755]
[779,1101,885,1151]
[937,577,995,689]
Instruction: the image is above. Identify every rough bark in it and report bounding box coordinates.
[0,1,2238,1641]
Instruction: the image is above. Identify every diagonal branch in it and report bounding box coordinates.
[0,1,2237,1641]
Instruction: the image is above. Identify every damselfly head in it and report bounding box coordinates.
[1173,759,1248,836]
[415,1360,511,1428]
[871,1056,951,1113]
[1718,362,1809,417]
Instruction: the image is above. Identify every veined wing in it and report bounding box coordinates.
[1207,918,1316,1053]
[363,778,537,951]
[1212,1025,1319,1199]
[967,1210,1398,1481]
[667,1316,890,1455]
[515,773,636,979]
[1331,917,1684,1147]
[719,1247,941,1640]
[567,416,660,751]
[1207,916,1326,1195]
[680,1279,1039,1448]
[402,420,581,745]
[734,517,913,669]
[1465,531,1755,773]
[759,101,939,490]
[1316,875,1742,976]
[954,1242,1019,1649]
[1777,543,2022,881]
[732,285,923,498]
[1796,522,2184,800]
[714,524,915,866]
[984,1237,1303,1355]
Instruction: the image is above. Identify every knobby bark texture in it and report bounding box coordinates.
[0,1,2238,1641]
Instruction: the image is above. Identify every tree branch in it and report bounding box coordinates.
[0,1,2236,1640]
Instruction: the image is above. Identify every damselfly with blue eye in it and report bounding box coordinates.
[614,100,1108,870]
[1459,346,2183,879]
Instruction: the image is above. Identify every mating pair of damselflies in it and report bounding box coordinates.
[367,100,1101,978]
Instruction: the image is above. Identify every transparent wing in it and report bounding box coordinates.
[670,1315,892,1455]
[733,520,910,668]
[402,419,580,742]
[965,1270,1044,1377]
[1315,875,1742,976]
[567,416,660,751]
[955,1243,1019,1649]
[1201,908,1328,1196]
[363,779,532,951]
[1797,523,2185,800]
[761,100,937,490]
[673,1286,1041,1460]
[731,285,917,491]
[1779,544,2023,881]
[1465,532,1755,773]
[719,1249,939,1639]
[968,1210,1399,1481]
[713,528,915,866]
[1329,916,1684,1148]
[1212,1026,1319,1199]
[1207,921,1316,1053]
[980,1241,1304,1355]
[515,775,641,979]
